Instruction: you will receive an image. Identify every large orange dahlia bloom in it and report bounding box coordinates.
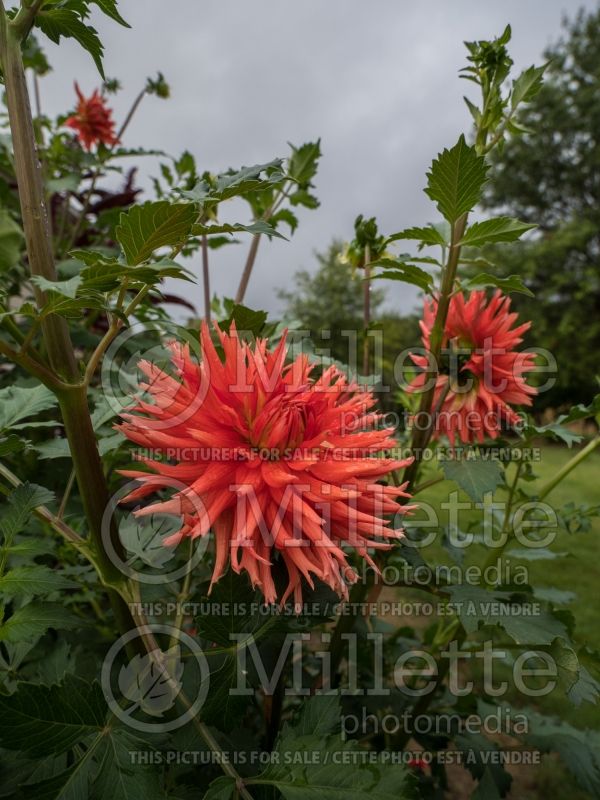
[409,290,537,445]
[118,323,413,608]
[65,83,118,151]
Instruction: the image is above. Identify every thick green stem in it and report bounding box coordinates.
[56,385,126,584]
[402,212,468,488]
[0,13,137,639]
[0,21,77,381]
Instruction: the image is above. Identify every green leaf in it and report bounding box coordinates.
[192,219,286,241]
[93,728,168,800]
[0,385,58,431]
[0,209,24,271]
[0,602,80,644]
[446,585,569,645]
[249,694,410,800]
[549,639,600,706]
[511,64,547,109]
[0,676,106,755]
[0,566,77,601]
[21,759,94,800]
[116,202,198,265]
[370,258,433,291]
[521,397,600,446]
[463,272,533,296]
[89,0,130,27]
[0,483,55,543]
[453,733,511,797]
[36,8,105,78]
[425,134,489,223]
[218,304,268,338]
[31,275,82,299]
[387,225,447,247]
[76,255,192,293]
[472,768,502,799]
[204,777,236,800]
[287,140,321,185]
[184,160,285,204]
[523,708,600,796]
[287,140,321,208]
[442,457,504,502]
[459,216,536,247]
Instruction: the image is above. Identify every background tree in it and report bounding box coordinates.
[278,241,419,408]
[483,6,600,409]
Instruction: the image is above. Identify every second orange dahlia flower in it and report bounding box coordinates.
[409,290,537,445]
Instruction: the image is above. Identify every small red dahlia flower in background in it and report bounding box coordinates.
[65,82,119,151]
[408,290,537,445]
[118,323,413,609]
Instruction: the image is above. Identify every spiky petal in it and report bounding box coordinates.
[118,323,413,608]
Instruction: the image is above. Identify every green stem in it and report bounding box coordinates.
[538,436,600,500]
[362,243,371,375]
[129,607,255,800]
[201,234,211,320]
[482,459,523,580]
[234,184,289,304]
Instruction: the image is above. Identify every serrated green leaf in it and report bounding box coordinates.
[116,202,197,265]
[89,0,130,27]
[249,695,410,800]
[0,676,106,755]
[21,758,93,800]
[463,272,534,296]
[0,385,58,431]
[31,275,82,299]
[447,585,569,644]
[460,216,536,247]
[442,457,504,502]
[511,64,547,109]
[0,483,55,543]
[370,258,433,291]
[183,160,285,204]
[0,566,77,601]
[36,8,105,78]
[93,729,167,800]
[387,225,447,247]
[425,135,489,223]
[0,602,80,644]
[523,708,600,796]
[192,219,286,240]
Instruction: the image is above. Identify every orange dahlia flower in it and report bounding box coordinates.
[409,290,537,445]
[118,323,413,608]
[65,83,119,151]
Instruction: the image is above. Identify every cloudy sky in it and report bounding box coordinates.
[37,0,597,317]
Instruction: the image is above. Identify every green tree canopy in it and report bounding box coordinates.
[483,7,600,409]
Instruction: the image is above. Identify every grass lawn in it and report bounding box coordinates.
[394,441,600,798]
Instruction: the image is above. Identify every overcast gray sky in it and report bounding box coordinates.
[37,0,597,317]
